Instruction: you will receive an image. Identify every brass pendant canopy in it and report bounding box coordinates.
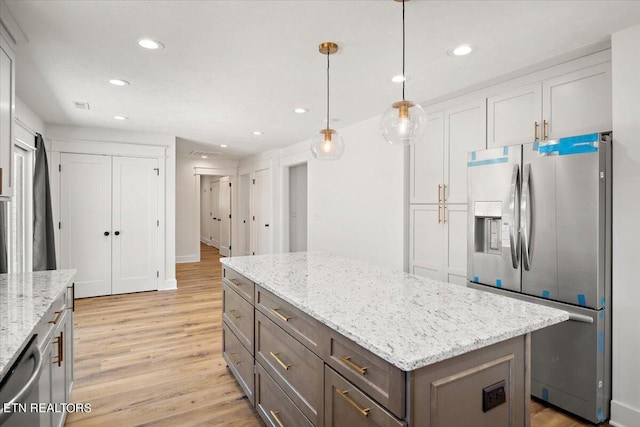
[319,42,338,55]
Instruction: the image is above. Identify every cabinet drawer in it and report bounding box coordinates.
[325,366,406,427]
[36,289,67,347]
[256,286,323,356]
[325,330,405,419]
[255,310,323,426]
[222,322,254,405]
[255,362,314,427]
[223,283,254,355]
[223,267,254,304]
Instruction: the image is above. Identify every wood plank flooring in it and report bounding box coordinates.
[66,243,607,426]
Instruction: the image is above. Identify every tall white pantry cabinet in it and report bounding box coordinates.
[409,51,612,284]
[60,153,159,298]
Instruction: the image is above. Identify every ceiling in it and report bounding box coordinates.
[5,1,640,160]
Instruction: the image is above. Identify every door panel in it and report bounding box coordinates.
[410,112,444,204]
[200,177,210,243]
[219,176,231,257]
[211,180,220,248]
[111,156,158,295]
[487,83,542,148]
[409,205,443,281]
[253,169,271,255]
[60,153,111,298]
[467,145,522,292]
[446,205,467,278]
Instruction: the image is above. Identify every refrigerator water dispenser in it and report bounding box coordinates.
[474,201,503,255]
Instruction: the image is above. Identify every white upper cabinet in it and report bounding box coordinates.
[410,112,444,204]
[487,83,542,148]
[0,34,15,199]
[488,61,612,148]
[543,62,612,139]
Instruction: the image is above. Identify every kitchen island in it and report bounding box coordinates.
[220,253,568,427]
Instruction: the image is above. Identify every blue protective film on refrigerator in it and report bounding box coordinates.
[496,279,502,288]
[577,294,587,306]
[467,157,508,167]
[542,290,550,298]
[538,133,599,156]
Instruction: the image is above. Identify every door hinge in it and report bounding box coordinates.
[229,214,231,219]
[157,271,159,278]
[229,182,231,187]
[253,216,255,220]
[252,179,256,184]
[154,168,160,176]
[58,222,61,229]
[229,245,231,250]
[252,252,255,255]
[157,220,159,226]
[58,164,61,172]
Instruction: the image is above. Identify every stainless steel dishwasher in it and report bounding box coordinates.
[0,335,43,426]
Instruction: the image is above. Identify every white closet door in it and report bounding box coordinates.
[253,168,271,255]
[219,176,231,257]
[60,153,112,298]
[211,180,221,249]
[200,178,211,244]
[111,156,158,295]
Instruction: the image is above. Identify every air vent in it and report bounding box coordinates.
[73,101,90,110]
[189,150,220,158]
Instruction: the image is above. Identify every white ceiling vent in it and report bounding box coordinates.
[73,101,90,110]
[189,150,220,158]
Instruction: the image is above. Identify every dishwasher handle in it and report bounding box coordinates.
[0,338,44,424]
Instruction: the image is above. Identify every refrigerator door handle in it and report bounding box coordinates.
[521,163,532,270]
[568,313,594,324]
[509,164,521,268]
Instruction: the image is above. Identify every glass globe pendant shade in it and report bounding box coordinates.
[311,129,345,160]
[380,100,427,145]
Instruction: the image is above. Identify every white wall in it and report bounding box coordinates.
[46,124,177,290]
[307,115,405,270]
[175,154,238,262]
[610,24,640,427]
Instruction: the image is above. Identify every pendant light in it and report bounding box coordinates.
[311,42,345,160]
[380,0,427,145]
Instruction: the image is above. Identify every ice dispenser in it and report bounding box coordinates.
[473,201,504,255]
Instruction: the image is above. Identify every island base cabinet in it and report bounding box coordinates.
[222,322,255,405]
[408,334,528,427]
[325,366,406,427]
[255,362,314,427]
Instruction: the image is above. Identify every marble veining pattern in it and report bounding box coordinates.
[0,270,76,377]
[221,253,568,371]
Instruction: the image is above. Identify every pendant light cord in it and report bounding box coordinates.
[402,0,406,101]
[326,50,330,131]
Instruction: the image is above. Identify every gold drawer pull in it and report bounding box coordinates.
[229,352,240,365]
[534,121,539,141]
[229,278,242,287]
[270,307,291,322]
[543,119,548,140]
[49,310,63,325]
[270,410,286,427]
[270,352,292,371]
[336,389,370,417]
[229,309,241,320]
[339,355,368,375]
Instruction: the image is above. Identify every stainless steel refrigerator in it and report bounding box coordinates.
[467,132,612,424]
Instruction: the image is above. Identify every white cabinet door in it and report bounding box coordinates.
[60,153,112,298]
[200,179,211,244]
[445,99,487,204]
[487,83,542,148]
[409,205,444,281]
[410,112,444,204]
[543,62,612,139]
[445,204,468,286]
[219,176,231,257]
[253,168,271,255]
[111,156,158,295]
[211,180,220,248]
[0,35,15,198]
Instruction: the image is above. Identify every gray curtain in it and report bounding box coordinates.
[33,134,56,270]
[0,203,7,273]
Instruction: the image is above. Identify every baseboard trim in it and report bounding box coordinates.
[176,254,199,263]
[160,279,178,291]
[610,400,640,427]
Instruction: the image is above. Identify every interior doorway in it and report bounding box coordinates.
[199,174,232,258]
[289,163,307,252]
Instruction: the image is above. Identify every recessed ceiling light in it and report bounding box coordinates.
[293,108,308,114]
[252,131,263,135]
[113,115,129,120]
[220,144,228,148]
[201,155,208,159]
[138,38,164,50]
[452,44,474,56]
[109,79,130,86]
[392,75,406,83]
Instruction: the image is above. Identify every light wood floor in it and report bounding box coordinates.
[66,243,607,426]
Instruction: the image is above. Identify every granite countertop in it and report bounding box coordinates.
[0,270,76,378]
[221,253,569,371]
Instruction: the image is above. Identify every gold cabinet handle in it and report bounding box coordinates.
[270,307,291,322]
[543,119,548,140]
[229,309,241,320]
[269,410,286,427]
[437,184,442,224]
[534,121,539,141]
[53,333,63,367]
[335,389,370,417]
[269,352,292,371]
[229,351,240,365]
[229,278,242,287]
[338,356,367,375]
[443,184,447,202]
[49,310,63,325]
[443,204,447,224]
